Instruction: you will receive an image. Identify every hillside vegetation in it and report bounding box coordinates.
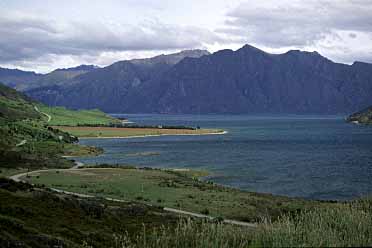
[0,83,107,171]
[0,83,40,120]
[0,178,179,248]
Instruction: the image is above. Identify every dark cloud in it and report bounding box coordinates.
[0,14,220,63]
[219,0,372,48]
[349,33,357,39]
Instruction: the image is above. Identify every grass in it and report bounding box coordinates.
[53,126,225,138]
[0,168,29,177]
[121,218,254,248]
[24,167,321,222]
[38,105,121,126]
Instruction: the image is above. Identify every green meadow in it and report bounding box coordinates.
[24,167,321,222]
[38,105,121,126]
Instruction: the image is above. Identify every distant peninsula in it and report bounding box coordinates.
[347,106,372,124]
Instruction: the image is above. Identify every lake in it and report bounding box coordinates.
[77,114,372,201]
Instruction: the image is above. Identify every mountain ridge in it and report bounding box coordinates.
[4,44,372,114]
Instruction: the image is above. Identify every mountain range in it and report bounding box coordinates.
[2,45,372,114]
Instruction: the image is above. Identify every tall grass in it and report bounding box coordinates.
[113,199,372,248]
[252,198,372,247]
[113,219,253,248]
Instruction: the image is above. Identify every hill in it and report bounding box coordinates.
[25,45,372,114]
[0,83,40,120]
[0,83,115,170]
[0,64,98,91]
[347,105,372,124]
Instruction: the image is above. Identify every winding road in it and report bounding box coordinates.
[15,139,27,147]
[34,106,52,122]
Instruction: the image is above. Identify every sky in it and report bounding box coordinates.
[0,0,372,73]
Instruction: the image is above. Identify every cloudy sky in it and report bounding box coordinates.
[1,0,372,73]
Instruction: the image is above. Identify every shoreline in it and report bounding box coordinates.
[78,130,228,139]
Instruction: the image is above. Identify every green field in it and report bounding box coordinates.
[24,167,321,222]
[38,105,121,126]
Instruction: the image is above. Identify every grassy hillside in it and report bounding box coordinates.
[23,167,319,222]
[38,106,121,126]
[0,83,40,120]
[347,105,372,124]
[0,83,104,171]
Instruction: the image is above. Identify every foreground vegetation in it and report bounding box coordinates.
[24,167,321,222]
[252,198,372,247]
[0,178,179,248]
[112,198,372,247]
[2,176,372,248]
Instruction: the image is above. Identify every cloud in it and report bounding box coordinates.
[0,12,221,65]
[218,0,372,49]
[1,1,372,72]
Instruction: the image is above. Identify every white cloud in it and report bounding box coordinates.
[0,11,222,72]
[217,0,372,63]
[0,0,371,72]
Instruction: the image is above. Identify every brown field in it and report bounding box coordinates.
[53,126,225,138]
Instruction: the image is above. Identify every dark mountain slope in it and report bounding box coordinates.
[26,45,372,114]
[28,64,99,91]
[26,50,210,111]
[0,68,42,90]
[0,65,98,91]
[122,45,372,114]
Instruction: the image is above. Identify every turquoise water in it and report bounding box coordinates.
[78,114,372,201]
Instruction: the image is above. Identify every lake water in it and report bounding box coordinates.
[77,114,372,201]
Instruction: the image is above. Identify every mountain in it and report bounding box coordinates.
[0,68,42,90]
[26,64,99,91]
[346,105,372,124]
[0,64,98,91]
[130,49,210,66]
[26,50,210,111]
[26,45,372,114]
[54,64,99,72]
